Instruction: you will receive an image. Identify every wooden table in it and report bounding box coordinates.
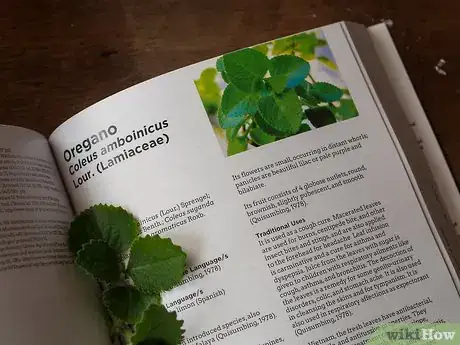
[0,0,459,184]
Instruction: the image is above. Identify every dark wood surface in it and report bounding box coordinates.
[0,0,459,184]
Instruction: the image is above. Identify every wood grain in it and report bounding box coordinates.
[0,0,459,185]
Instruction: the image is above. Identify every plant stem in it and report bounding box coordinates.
[248,139,260,147]
[308,74,317,83]
[122,328,135,345]
[243,117,255,139]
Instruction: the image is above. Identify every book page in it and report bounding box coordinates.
[0,125,110,345]
[50,23,460,345]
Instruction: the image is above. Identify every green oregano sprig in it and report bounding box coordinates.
[68,204,187,345]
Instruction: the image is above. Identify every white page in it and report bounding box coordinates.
[0,125,110,345]
[50,22,460,345]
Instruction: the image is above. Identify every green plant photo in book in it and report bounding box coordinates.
[194,29,359,157]
[68,204,187,345]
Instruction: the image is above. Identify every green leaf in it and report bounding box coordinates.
[272,36,294,55]
[218,107,243,129]
[269,55,310,92]
[311,82,343,102]
[227,136,248,156]
[132,304,184,345]
[76,240,122,283]
[317,56,338,71]
[225,127,239,141]
[198,68,218,89]
[68,204,140,256]
[103,285,157,324]
[223,48,269,92]
[225,118,246,141]
[304,107,337,128]
[295,81,320,107]
[221,71,229,83]
[337,99,358,120]
[260,80,272,97]
[271,32,319,59]
[257,89,302,135]
[267,76,287,94]
[137,340,170,345]
[301,98,319,107]
[127,235,187,294]
[249,127,276,145]
[294,32,318,60]
[298,123,311,133]
[252,43,269,55]
[194,68,221,115]
[219,84,258,128]
[216,57,229,83]
[216,57,225,73]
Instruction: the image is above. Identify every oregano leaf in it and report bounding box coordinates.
[68,216,103,256]
[220,84,258,128]
[269,55,310,90]
[127,235,187,294]
[311,82,343,102]
[267,76,287,94]
[225,118,246,142]
[223,48,269,93]
[76,240,122,283]
[137,340,170,345]
[298,123,311,133]
[68,204,140,256]
[295,81,320,107]
[217,106,244,130]
[103,285,158,324]
[304,107,337,128]
[249,127,276,145]
[131,304,184,345]
[336,99,358,120]
[271,32,319,59]
[216,57,229,83]
[227,136,248,156]
[272,36,293,55]
[254,112,283,137]
[257,89,302,135]
[216,57,225,73]
[294,32,318,61]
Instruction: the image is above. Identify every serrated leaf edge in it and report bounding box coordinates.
[69,203,141,255]
[102,285,163,325]
[132,305,185,345]
[103,285,128,323]
[71,204,141,232]
[127,235,187,294]
[75,239,123,283]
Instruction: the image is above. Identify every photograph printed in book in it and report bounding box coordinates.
[194,29,359,157]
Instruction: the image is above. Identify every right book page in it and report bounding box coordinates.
[50,22,460,345]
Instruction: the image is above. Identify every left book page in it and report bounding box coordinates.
[0,125,110,345]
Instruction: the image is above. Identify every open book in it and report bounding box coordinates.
[2,21,460,345]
